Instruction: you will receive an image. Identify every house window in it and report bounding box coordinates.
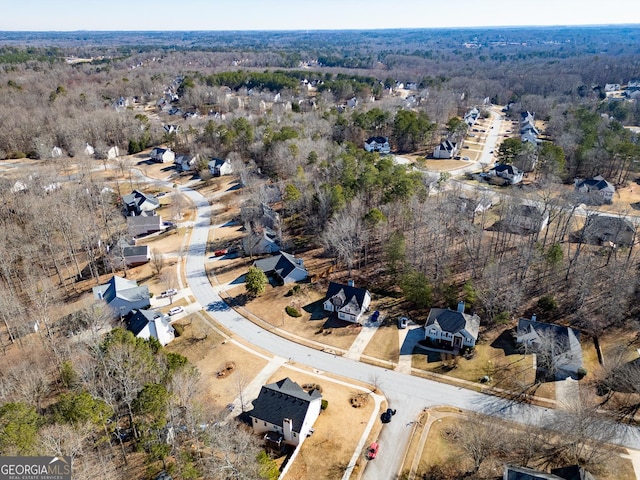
[293,433,297,437]
[254,418,257,423]
[264,422,267,426]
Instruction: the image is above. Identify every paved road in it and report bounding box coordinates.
[180,185,640,480]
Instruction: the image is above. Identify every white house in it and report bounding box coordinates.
[433,140,459,159]
[208,157,233,176]
[122,190,160,216]
[175,154,198,172]
[424,302,480,351]
[249,377,322,447]
[489,164,524,184]
[106,146,120,159]
[126,309,175,346]
[574,175,615,204]
[516,315,583,379]
[51,146,63,158]
[364,136,391,154]
[323,281,371,324]
[253,252,308,284]
[150,147,175,163]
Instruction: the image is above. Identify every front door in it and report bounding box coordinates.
[453,335,463,348]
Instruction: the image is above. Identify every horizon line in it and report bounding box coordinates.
[1,23,639,34]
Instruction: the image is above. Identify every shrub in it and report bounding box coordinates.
[321,399,328,411]
[285,306,302,317]
[577,367,587,379]
[173,324,184,337]
[537,295,557,312]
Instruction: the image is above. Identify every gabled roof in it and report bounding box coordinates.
[253,252,307,283]
[436,139,457,151]
[250,378,322,433]
[92,275,149,305]
[122,245,149,257]
[208,157,229,168]
[580,214,635,246]
[365,136,388,145]
[325,282,370,312]
[492,164,522,175]
[426,308,480,339]
[575,175,615,193]
[122,190,160,211]
[126,308,175,346]
[505,465,564,480]
[551,465,597,480]
[517,319,582,364]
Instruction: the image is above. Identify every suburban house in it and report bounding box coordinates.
[456,195,493,218]
[126,309,175,346]
[604,83,621,92]
[323,281,372,323]
[249,377,322,448]
[93,275,150,318]
[503,204,549,233]
[105,146,120,160]
[464,107,480,126]
[424,302,480,351]
[504,464,596,480]
[521,130,539,145]
[122,190,160,216]
[243,230,281,256]
[574,175,615,204]
[150,147,175,163]
[489,163,524,184]
[175,154,197,172]
[109,239,151,267]
[433,139,459,159]
[576,215,636,247]
[516,316,583,379]
[208,157,233,176]
[127,215,163,237]
[84,143,95,156]
[364,136,391,154]
[253,251,308,284]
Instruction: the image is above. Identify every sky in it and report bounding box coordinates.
[1,0,639,31]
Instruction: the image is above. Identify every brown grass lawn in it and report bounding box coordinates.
[227,282,361,353]
[362,319,401,364]
[408,411,635,480]
[423,159,468,171]
[167,313,270,412]
[278,369,377,480]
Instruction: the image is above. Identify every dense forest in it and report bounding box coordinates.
[0,26,640,479]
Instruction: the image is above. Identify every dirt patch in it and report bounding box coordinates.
[216,361,236,378]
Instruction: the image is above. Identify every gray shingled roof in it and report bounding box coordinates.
[575,175,615,193]
[426,308,480,339]
[253,251,307,283]
[250,378,322,434]
[325,282,369,312]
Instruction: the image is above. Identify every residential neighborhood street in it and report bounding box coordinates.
[179,185,640,480]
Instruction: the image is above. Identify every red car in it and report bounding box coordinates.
[213,248,228,257]
[366,442,379,460]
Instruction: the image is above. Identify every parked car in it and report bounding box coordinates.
[381,408,396,423]
[213,248,228,257]
[462,156,470,161]
[371,310,380,322]
[366,442,379,460]
[398,317,408,329]
[160,288,178,298]
[168,306,184,316]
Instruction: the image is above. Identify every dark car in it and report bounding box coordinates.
[371,310,380,322]
[381,408,396,423]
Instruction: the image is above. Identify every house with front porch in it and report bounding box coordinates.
[323,281,371,323]
[424,302,480,352]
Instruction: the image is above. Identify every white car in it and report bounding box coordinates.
[168,306,184,316]
[160,288,178,298]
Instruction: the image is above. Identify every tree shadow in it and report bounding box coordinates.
[490,328,519,355]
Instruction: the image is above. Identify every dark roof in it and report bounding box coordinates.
[122,245,149,257]
[581,215,635,246]
[122,190,159,211]
[253,251,307,283]
[426,308,480,339]
[517,319,582,363]
[365,136,388,144]
[325,282,370,311]
[575,175,615,193]
[209,157,228,167]
[250,378,321,433]
[492,164,522,175]
[505,465,564,480]
[437,139,457,151]
[551,465,597,480]
[127,309,162,336]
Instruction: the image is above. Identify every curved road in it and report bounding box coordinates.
[179,185,640,480]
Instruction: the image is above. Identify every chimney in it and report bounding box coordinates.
[531,313,537,322]
[297,258,304,267]
[457,301,465,313]
[347,279,354,287]
[283,418,293,442]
